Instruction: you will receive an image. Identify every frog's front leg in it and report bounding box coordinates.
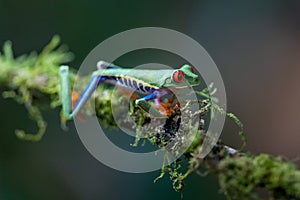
[135,90,170,118]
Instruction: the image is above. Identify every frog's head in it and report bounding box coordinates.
[163,64,200,88]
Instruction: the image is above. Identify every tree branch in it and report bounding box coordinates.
[0,36,299,200]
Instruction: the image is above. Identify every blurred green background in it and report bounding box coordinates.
[1,0,300,199]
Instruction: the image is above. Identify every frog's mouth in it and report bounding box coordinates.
[173,82,200,89]
[170,79,201,89]
[162,76,200,89]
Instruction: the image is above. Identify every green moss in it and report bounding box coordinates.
[0,36,73,141]
[218,154,300,199]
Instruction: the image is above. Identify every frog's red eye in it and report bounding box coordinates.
[190,66,195,73]
[172,70,185,83]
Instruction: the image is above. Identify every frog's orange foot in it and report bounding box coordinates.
[156,98,180,116]
[155,102,174,116]
[71,90,87,122]
[155,97,180,116]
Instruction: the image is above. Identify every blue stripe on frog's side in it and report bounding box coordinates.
[97,61,159,93]
[100,75,157,94]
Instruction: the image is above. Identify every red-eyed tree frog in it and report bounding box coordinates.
[59,61,200,123]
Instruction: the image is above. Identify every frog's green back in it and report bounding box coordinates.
[97,61,200,89]
[101,68,174,88]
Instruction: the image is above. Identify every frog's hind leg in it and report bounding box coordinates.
[60,66,106,123]
[70,90,87,121]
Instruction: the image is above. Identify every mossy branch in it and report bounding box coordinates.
[0,37,299,200]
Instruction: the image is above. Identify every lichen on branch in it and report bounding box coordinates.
[0,36,74,141]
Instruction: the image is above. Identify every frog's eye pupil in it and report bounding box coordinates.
[172,70,185,83]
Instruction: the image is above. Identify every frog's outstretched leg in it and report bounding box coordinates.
[60,66,104,124]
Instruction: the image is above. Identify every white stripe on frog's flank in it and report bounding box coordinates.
[103,75,158,94]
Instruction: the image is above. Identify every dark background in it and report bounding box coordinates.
[1,1,300,199]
